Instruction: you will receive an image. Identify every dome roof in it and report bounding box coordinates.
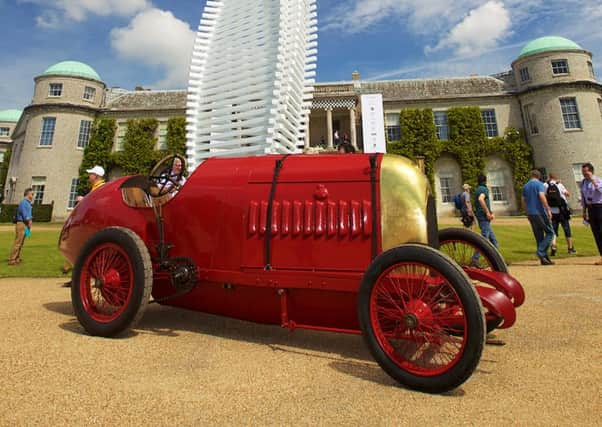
[0,109,22,123]
[42,61,102,82]
[519,36,583,58]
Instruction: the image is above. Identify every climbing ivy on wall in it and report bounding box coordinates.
[77,118,116,194]
[114,118,159,175]
[165,117,187,157]
[387,108,441,189]
[386,106,533,206]
[0,147,12,201]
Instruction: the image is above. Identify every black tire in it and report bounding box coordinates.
[439,228,506,332]
[358,244,485,393]
[71,227,153,337]
[439,228,507,273]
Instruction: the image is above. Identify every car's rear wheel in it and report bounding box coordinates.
[438,228,507,272]
[72,227,152,337]
[358,244,485,393]
[439,228,507,332]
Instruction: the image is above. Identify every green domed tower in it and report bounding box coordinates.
[4,60,106,217]
[512,36,602,207]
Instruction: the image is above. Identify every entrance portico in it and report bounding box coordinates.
[307,84,360,150]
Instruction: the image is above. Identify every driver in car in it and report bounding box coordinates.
[158,157,186,197]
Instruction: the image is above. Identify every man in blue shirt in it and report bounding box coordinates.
[8,188,34,266]
[580,162,602,265]
[522,170,554,265]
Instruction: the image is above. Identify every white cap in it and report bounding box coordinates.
[86,165,105,177]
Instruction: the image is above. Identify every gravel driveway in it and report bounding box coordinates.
[1,258,601,426]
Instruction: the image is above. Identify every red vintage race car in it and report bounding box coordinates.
[60,153,524,393]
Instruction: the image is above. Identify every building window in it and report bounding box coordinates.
[560,98,582,129]
[385,113,400,141]
[77,120,92,149]
[481,109,499,137]
[439,176,453,203]
[523,104,539,135]
[488,171,507,202]
[31,177,46,205]
[68,178,79,209]
[0,127,9,137]
[551,59,569,75]
[39,117,56,146]
[83,86,96,101]
[573,162,587,187]
[588,61,595,79]
[519,67,530,82]
[115,121,127,151]
[434,111,449,140]
[49,83,63,97]
[157,121,168,150]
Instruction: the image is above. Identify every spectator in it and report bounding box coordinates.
[8,188,34,266]
[62,165,106,277]
[471,174,498,266]
[580,162,602,265]
[461,183,474,227]
[522,169,554,265]
[337,142,356,154]
[333,130,340,146]
[545,173,576,256]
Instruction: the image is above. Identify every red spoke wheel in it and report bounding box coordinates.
[358,244,485,393]
[72,227,152,337]
[439,228,507,332]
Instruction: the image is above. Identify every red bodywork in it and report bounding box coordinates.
[60,153,521,334]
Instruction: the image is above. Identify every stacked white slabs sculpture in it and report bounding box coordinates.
[186,0,318,171]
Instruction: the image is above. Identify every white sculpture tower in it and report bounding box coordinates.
[186,0,318,170]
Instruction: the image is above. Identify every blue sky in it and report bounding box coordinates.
[1,0,601,110]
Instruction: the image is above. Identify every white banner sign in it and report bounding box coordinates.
[360,94,386,153]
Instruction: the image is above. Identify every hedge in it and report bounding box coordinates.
[0,203,54,223]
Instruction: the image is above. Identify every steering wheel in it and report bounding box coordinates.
[149,155,187,198]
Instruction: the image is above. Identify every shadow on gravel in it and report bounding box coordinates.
[137,304,371,361]
[43,301,74,316]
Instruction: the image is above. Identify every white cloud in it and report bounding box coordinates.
[20,0,151,28]
[322,0,482,34]
[426,1,511,55]
[110,8,195,88]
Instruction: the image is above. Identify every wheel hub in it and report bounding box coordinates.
[99,269,121,288]
[404,313,418,329]
[404,299,433,329]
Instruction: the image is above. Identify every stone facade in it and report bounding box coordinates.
[3,37,602,220]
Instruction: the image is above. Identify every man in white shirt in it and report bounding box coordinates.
[544,173,575,256]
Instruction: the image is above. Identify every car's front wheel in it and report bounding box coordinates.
[358,244,485,393]
[72,227,153,337]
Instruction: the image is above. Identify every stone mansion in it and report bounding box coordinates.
[2,36,601,220]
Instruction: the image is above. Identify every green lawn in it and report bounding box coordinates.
[1,227,67,278]
[444,223,598,264]
[0,222,599,278]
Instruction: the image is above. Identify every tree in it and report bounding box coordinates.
[78,118,116,194]
[115,118,159,175]
[166,117,187,156]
